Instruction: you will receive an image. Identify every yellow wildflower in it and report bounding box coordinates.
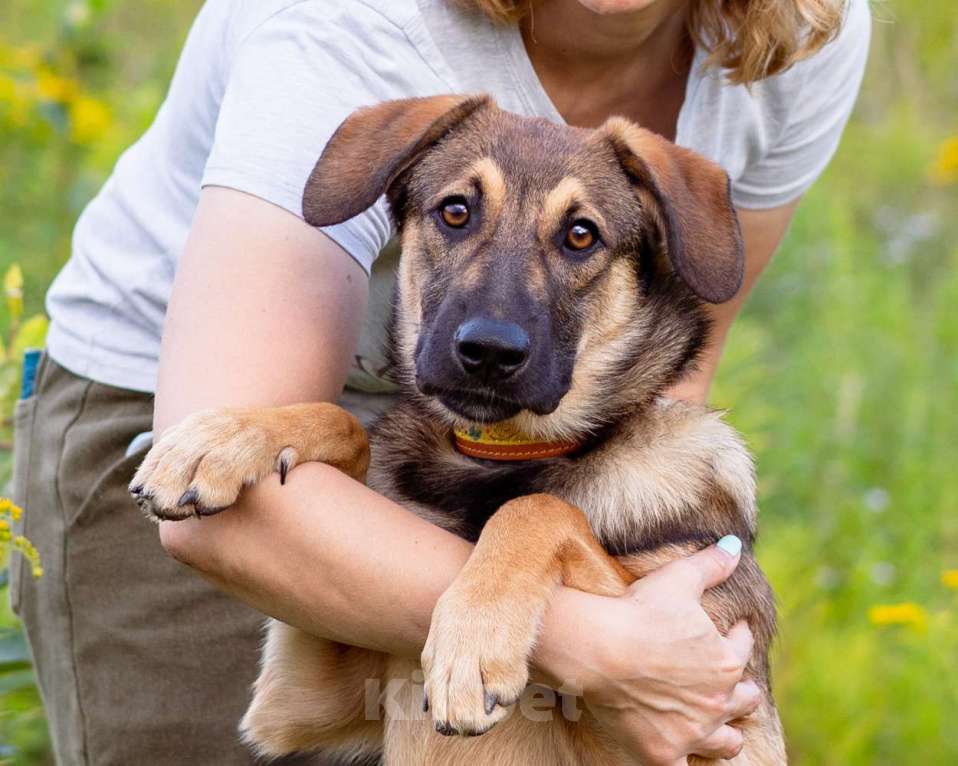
[3,264,23,321]
[69,95,111,144]
[930,136,958,185]
[942,570,958,590]
[35,68,78,103]
[0,498,24,522]
[13,535,42,574]
[3,265,22,292]
[868,602,928,632]
[0,498,24,521]
[0,503,43,576]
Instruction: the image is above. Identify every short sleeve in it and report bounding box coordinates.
[731,0,871,209]
[202,1,447,272]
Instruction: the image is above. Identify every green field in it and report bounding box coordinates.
[1,1,956,763]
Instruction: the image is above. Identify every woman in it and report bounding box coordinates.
[11,0,869,763]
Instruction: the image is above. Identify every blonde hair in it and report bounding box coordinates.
[465,0,847,84]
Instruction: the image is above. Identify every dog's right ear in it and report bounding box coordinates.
[303,95,492,227]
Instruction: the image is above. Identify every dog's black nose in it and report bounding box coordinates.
[455,318,530,381]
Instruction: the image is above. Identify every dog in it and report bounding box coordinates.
[131,94,786,765]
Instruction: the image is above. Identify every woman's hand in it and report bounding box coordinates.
[535,539,761,765]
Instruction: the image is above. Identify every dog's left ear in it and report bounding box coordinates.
[303,94,493,227]
[599,117,744,304]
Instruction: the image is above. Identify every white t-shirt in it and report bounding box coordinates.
[45,0,871,395]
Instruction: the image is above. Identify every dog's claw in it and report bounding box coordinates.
[130,484,144,496]
[484,691,498,715]
[177,488,199,508]
[422,693,429,713]
[279,457,289,485]
[435,721,456,737]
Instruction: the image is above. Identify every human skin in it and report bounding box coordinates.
[155,1,800,762]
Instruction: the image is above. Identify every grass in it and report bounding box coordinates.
[1,0,957,763]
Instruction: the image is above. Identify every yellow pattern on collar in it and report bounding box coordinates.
[453,422,580,461]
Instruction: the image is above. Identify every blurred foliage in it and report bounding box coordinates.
[0,263,49,765]
[0,498,43,766]
[0,0,956,763]
[711,2,958,760]
[0,266,50,467]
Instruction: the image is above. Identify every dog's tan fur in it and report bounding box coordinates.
[131,95,786,765]
[467,157,507,221]
[131,403,369,517]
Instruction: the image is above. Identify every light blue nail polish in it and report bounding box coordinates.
[717,535,742,557]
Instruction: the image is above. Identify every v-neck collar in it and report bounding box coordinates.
[497,20,706,148]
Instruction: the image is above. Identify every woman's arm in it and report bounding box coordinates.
[157,186,759,763]
[154,186,476,653]
[666,200,800,403]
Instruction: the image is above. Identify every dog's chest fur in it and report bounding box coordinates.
[368,397,757,554]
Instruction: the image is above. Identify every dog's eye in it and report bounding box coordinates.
[439,197,470,228]
[564,220,599,252]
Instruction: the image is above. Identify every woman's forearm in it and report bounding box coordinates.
[159,461,592,686]
[160,462,473,658]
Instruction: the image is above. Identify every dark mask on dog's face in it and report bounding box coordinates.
[303,96,743,439]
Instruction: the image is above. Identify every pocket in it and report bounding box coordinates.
[8,394,38,616]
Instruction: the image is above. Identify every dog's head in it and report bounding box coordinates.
[304,95,743,440]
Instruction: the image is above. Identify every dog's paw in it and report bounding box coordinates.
[421,584,535,737]
[130,408,300,522]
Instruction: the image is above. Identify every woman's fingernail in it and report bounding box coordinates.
[717,535,742,557]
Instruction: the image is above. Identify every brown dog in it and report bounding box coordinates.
[131,94,786,765]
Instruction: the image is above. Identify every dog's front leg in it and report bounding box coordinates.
[130,402,369,520]
[421,493,634,736]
